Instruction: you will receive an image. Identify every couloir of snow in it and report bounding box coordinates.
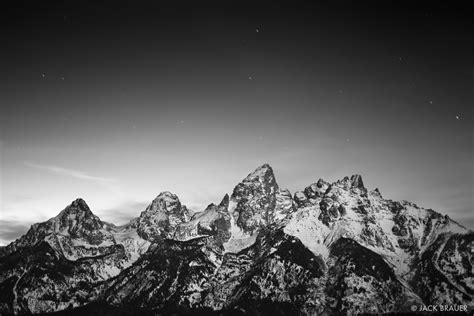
[223,199,258,253]
[283,206,330,258]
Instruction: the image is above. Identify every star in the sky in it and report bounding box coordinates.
[255,28,260,33]
[455,115,460,120]
[41,73,46,78]
[248,76,253,80]
[429,100,433,104]
[60,77,65,81]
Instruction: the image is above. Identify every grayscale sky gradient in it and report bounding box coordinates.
[0,2,472,245]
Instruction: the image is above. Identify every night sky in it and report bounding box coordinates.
[0,1,472,245]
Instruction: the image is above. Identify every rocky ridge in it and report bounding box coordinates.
[0,164,472,315]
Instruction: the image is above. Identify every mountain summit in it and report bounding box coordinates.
[0,164,472,315]
[136,191,193,241]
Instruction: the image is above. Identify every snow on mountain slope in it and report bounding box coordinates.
[223,198,258,253]
[0,164,471,315]
[283,174,469,280]
[0,199,154,314]
[107,224,150,265]
[174,195,230,242]
[1,199,115,260]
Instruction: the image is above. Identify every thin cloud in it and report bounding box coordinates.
[24,162,116,185]
[0,220,31,246]
[98,200,149,225]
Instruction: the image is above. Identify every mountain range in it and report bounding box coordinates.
[0,164,472,315]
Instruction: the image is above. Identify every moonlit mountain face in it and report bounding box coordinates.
[0,165,472,315]
[1,1,473,315]
[1,2,473,249]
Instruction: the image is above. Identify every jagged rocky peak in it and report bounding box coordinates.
[66,197,91,212]
[146,191,193,220]
[1,164,473,315]
[350,174,365,190]
[238,163,277,188]
[312,175,371,226]
[304,178,330,199]
[335,174,366,191]
[146,191,181,213]
[54,198,91,220]
[137,191,192,241]
[294,178,330,207]
[232,163,278,198]
[230,164,280,234]
[293,190,308,206]
[54,198,97,221]
[307,178,330,196]
[0,198,115,259]
[48,198,107,237]
[219,193,230,209]
[370,187,383,199]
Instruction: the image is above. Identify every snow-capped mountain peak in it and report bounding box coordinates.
[245,163,274,179]
[0,165,472,315]
[50,198,105,237]
[136,191,193,241]
[146,191,181,212]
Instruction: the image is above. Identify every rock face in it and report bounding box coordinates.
[136,191,193,241]
[0,199,149,314]
[173,195,231,242]
[0,199,114,260]
[0,164,472,315]
[231,164,280,234]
